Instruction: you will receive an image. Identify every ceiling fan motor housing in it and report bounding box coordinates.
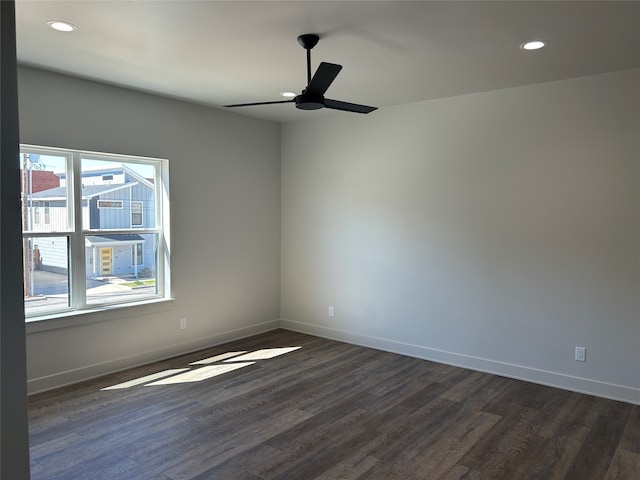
[295,92,324,110]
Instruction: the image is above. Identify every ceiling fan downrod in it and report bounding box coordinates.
[297,34,320,87]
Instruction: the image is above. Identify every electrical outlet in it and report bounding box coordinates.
[575,346,586,362]
[328,306,334,317]
[180,318,187,330]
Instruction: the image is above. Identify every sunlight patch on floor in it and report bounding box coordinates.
[224,347,301,361]
[101,369,189,390]
[99,346,302,391]
[145,362,255,385]
[190,351,247,365]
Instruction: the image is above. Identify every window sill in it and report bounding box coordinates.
[25,297,175,333]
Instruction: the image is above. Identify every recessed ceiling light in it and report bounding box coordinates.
[47,20,77,32]
[520,40,547,51]
[280,92,297,98]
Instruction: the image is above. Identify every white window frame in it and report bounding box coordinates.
[21,144,171,321]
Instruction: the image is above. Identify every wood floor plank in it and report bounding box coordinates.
[27,329,637,480]
[161,408,314,480]
[189,349,380,430]
[185,444,280,480]
[312,450,379,480]
[530,391,584,439]
[563,401,632,479]
[29,432,84,462]
[438,370,494,402]
[203,336,357,400]
[33,450,140,480]
[439,464,486,480]
[619,405,640,453]
[604,448,640,480]
[266,393,377,451]
[365,397,459,462]
[363,410,501,479]
[261,423,382,480]
[29,460,47,476]
[127,407,304,478]
[457,405,543,475]
[364,355,434,396]
[520,423,591,480]
[411,411,502,478]
[252,406,403,479]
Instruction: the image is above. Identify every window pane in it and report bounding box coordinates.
[86,233,158,305]
[23,236,70,316]
[20,153,69,232]
[81,158,156,230]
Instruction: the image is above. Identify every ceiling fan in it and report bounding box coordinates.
[225,34,377,114]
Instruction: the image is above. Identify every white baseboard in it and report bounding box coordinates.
[27,319,280,394]
[280,318,640,405]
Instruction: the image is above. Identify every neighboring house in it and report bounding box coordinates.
[29,165,155,279]
[19,169,62,193]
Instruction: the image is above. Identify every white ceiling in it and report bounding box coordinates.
[15,1,640,123]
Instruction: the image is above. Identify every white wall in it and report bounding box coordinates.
[281,69,640,404]
[19,66,282,393]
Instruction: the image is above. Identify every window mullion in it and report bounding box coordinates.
[70,152,86,309]
[158,161,169,298]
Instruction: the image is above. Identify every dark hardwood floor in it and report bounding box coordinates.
[28,329,639,479]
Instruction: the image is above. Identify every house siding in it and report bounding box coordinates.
[36,237,68,274]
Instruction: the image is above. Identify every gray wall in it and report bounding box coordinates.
[18,65,640,404]
[19,66,282,393]
[281,69,640,404]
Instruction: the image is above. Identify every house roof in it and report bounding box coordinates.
[31,182,139,200]
[59,165,154,189]
[85,234,145,247]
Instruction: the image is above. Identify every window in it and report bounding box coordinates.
[132,243,143,265]
[33,201,40,224]
[131,201,143,226]
[20,145,170,319]
[44,201,51,225]
[97,200,124,209]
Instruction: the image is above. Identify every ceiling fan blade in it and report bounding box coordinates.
[306,62,342,96]
[225,100,294,108]
[324,99,378,114]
